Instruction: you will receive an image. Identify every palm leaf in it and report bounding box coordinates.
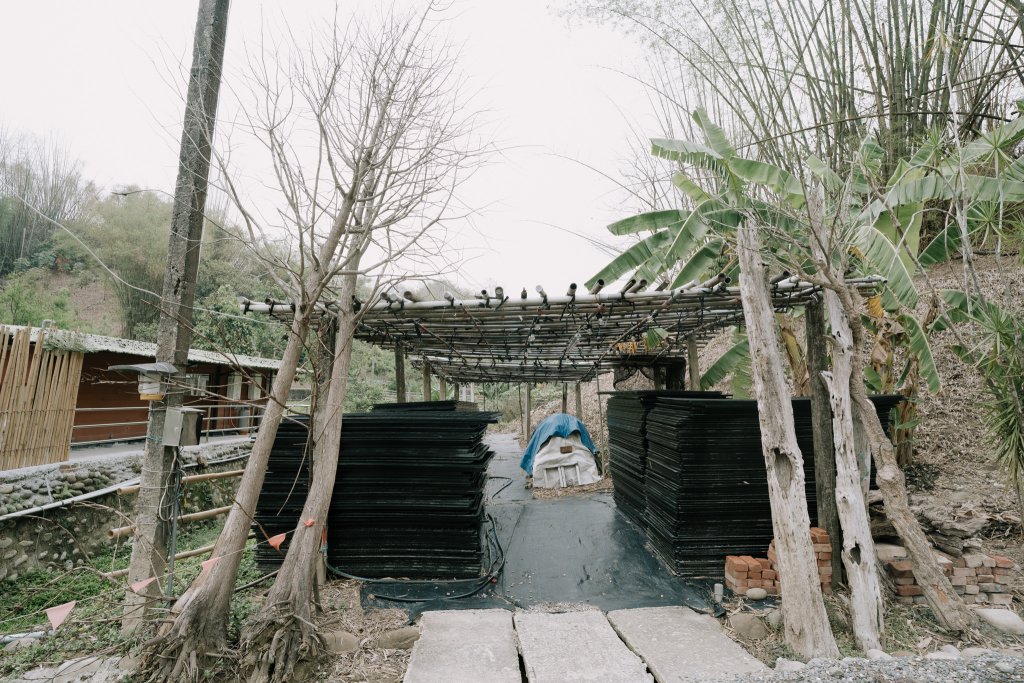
[901,314,940,393]
[607,210,685,236]
[692,108,736,160]
[586,231,672,289]
[730,158,804,204]
[700,336,750,390]
[669,239,725,288]
[854,225,919,309]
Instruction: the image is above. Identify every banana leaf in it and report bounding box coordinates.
[586,230,672,289]
[901,314,940,393]
[669,239,725,288]
[607,209,685,236]
[692,108,736,159]
[700,336,749,390]
[854,225,919,309]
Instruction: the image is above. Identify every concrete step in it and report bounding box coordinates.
[607,606,766,682]
[404,608,521,683]
[514,610,653,683]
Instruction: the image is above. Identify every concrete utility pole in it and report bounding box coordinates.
[123,0,230,633]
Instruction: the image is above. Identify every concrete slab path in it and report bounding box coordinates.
[404,609,520,683]
[514,610,653,683]
[607,606,765,682]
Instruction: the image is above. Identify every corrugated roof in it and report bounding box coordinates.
[4,324,281,371]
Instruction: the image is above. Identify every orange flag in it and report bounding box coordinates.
[268,533,286,550]
[46,601,76,630]
[129,576,157,594]
[201,556,219,573]
[303,518,316,527]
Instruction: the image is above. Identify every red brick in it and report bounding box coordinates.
[896,584,923,597]
[952,567,975,577]
[894,578,917,586]
[726,556,746,573]
[820,583,832,594]
[982,556,996,568]
[818,564,833,576]
[764,585,779,596]
[809,527,829,543]
[977,574,995,583]
[812,544,831,554]
[965,584,980,594]
[993,567,1013,576]
[992,555,1014,569]
[990,594,1013,605]
[950,576,968,586]
[756,557,772,570]
[767,548,778,564]
[952,556,967,568]
[817,551,833,561]
[817,558,832,568]
[732,585,747,595]
[748,571,762,581]
[762,569,777,580]
[886,561,914,578]
[741,556,762,572]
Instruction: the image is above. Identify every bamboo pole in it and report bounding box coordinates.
[118,469,244,496]
[574,383,582,417]
[525,383,532,440]
[561,384,568,413]
[422,362,431,401]
[438,375,447,400]
[102,531,254,579]
[108,505,233,539]
[394,344,406,403]
[687,336,700,390]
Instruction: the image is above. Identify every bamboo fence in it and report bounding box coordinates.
[0,326,84,470]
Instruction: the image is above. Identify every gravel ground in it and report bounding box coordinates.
[728,653,1024,682]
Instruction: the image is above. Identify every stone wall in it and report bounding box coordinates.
[0,440,250,583]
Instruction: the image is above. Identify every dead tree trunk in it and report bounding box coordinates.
[737,221,839,659]
[241,275,359,683]
[821,290,883,651]
[833,282,974,632]
[123,0,230,633]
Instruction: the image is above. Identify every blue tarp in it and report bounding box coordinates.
[519,412,598,473]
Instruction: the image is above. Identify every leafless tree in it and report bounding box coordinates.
[138,6,481,682]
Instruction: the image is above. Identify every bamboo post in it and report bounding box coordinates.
[108,505,233,539]
[422,362,431,401]
[438,375,447,400]
[525,383,532,440]
[806,300,842,585]
[394,345,406,403]
[574,383,583,417]
[561,383,568,413]
[687,336,700,390]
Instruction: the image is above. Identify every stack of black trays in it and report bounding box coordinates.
[371,400,478,412]
[609,394,901,578]
[606,391,725,529]
[253,406,499,579]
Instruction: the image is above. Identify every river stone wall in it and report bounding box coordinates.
[0,440,251,583]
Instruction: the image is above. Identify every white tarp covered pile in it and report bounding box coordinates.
[532,432,602,488]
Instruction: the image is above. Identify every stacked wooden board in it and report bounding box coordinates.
[253,406,499,578]
[609,394,901,577]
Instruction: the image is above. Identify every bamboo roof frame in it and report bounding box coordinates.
[240,273,885,384]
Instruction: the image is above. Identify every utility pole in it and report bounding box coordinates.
[123,0,230,633]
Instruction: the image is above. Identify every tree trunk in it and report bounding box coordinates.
[394,344,406,403]
[806,301,842,585]
[821,290,883,651]
[835,283,975,633]
[123,0,230,634]
[241,275,359,683]
[139,313,311,681]
[737,221,839,659]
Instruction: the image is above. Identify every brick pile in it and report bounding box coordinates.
[725,527,833,596]
[883,551,1015,606]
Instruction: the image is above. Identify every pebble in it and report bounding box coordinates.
[728,652,1024,682]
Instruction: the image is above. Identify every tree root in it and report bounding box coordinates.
[240,605,324,683]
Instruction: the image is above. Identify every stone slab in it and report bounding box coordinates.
[607,606,765,682]
[404,609,520,683]
[515,610,653,683]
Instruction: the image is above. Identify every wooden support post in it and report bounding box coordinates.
[687,336,700,390]
[525,383,532,439]
[561,383,568,413]
[452,382,460,401]
[394,345,406,403]
[574,383,583,417]
[806,300,841,586]
[652,367,665,390]
[438,375,447,400]
[665,362,684,390]
[422,362,431,401]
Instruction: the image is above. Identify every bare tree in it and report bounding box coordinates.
[139,6,480,682]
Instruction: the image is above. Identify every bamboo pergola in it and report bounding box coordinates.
[240,274,885,384]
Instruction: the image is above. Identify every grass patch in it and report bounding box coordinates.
[0,520,267,680]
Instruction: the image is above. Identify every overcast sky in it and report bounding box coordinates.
[1,1,662,295]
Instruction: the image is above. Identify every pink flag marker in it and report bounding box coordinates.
[268,533,286,550]
[46,601,77,630]
[201,556,220,573]
[303,518,315,527]
[130,576,157,593]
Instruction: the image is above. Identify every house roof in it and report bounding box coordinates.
[5,325,281,371]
